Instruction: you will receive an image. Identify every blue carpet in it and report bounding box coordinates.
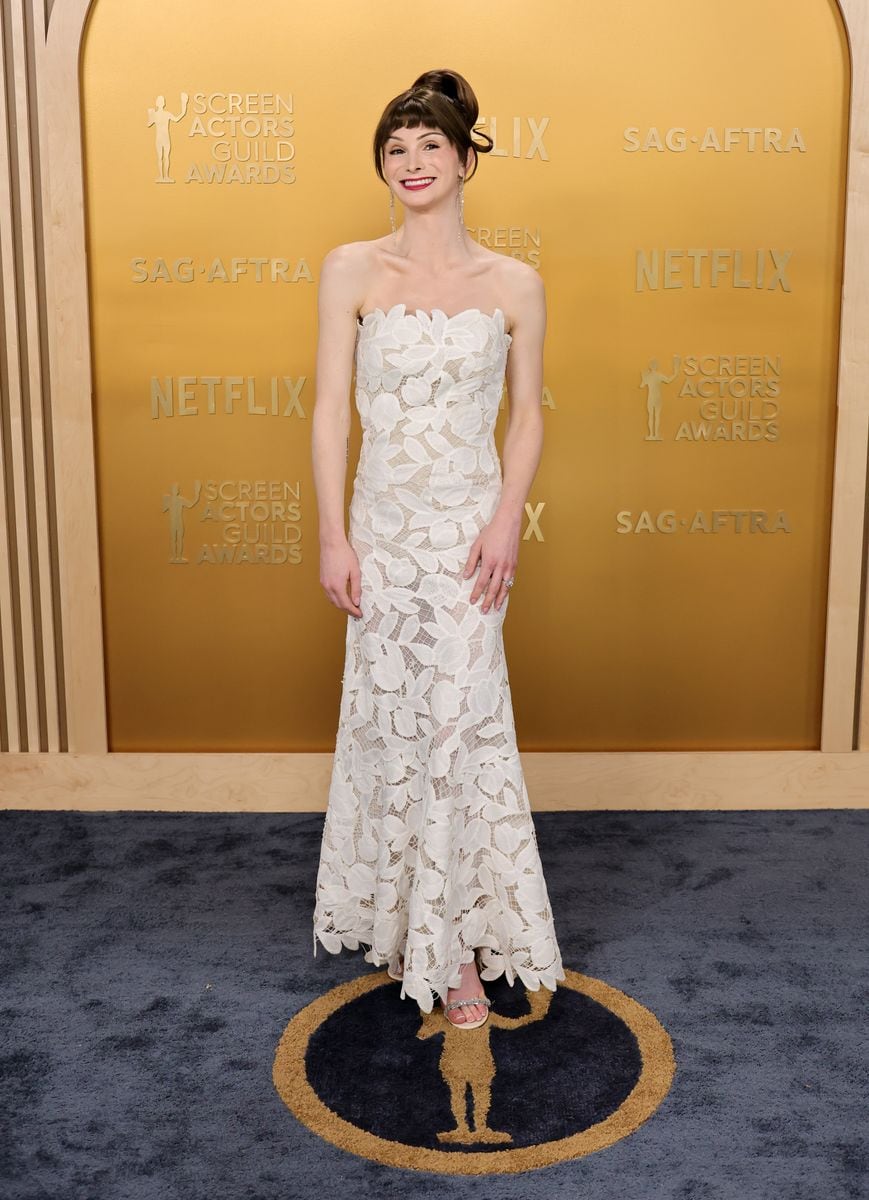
[0,808,865,1198]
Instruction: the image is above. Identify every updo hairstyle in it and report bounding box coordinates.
[372,68,494,184]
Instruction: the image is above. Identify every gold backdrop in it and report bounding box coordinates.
[81,0,849,751]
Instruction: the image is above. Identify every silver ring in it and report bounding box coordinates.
[504,578,515,588]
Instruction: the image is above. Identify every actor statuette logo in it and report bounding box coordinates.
[639,353,781,443]
[147,91,296,185]
[162,479,302,565]
[273,967,675,1174]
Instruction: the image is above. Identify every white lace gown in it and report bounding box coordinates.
[312,302,565,1013]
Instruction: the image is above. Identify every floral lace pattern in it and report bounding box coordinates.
[312,303,565,1012]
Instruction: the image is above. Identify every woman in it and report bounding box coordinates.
[311,68,565,1028]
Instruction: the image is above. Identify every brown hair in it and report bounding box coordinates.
[372,68,494,185]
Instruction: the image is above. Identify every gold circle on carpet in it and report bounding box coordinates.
[272,967,676,1174]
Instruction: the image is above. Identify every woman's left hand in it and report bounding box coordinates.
[462,512,520,613]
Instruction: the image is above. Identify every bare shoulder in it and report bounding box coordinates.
[487,253,544,331]
[498,255,544,304]
[320,239,374,280]
[318,240,381,318]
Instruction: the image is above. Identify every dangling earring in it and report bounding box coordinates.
[389,188,398,248]
[457,173,465,243]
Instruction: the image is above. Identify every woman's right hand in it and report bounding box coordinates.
[319,538,363,618]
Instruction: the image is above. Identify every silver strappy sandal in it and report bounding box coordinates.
[442,992,492,1029]
[441,953,492,1029]
[393,952,492,1028]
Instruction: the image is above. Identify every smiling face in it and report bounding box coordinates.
[382,124,470,204]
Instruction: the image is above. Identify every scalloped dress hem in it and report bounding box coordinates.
[312,923,566,1014]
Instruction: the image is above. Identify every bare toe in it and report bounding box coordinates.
[444,956,489,1025]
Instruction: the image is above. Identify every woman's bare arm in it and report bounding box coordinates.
[465,263,546,612]
[497,262,546,527]
[311,245,365,616]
